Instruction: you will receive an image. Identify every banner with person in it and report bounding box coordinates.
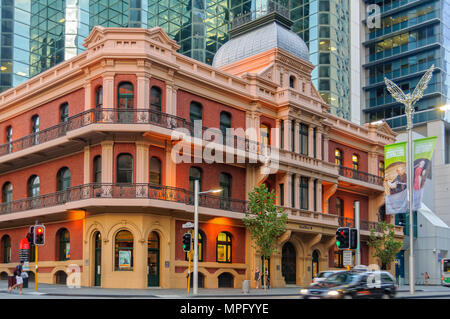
[413,136,437,210]
[384,142,408,215]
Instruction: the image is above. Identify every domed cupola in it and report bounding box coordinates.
[212,9,310,69]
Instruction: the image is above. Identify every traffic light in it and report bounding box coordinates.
[350,228,358,250]
[26,226,34,244]
[336,227,350,249]
[34,225,45,245]
[182,233,192,252]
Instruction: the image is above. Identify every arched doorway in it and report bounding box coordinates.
[148,231,160,287]
[218,272,234,288]
[312,250,320,279]
[55,271,67,285]
[93,231,101,286]
[282,242,296,284]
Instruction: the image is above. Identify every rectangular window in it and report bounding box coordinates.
[300,124,309,156]
[279,184,284,206]
[291,121,295,152]
[280,121,284,149]
[300,177,309,210]
[291,174,296,208]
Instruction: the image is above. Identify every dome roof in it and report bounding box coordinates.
[213,21,310,68]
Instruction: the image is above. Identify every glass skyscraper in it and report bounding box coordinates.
[362,0,449,129]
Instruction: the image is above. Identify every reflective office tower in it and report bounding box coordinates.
[290,0,352,120]
[362,0,449,129]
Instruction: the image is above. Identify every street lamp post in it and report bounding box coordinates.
[193,179,222,295]
[385,65,435,295]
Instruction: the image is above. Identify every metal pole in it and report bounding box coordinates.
[354,201,360,266]
[35,245,38,291]
[193,179,199,295]
[407,109,415,295]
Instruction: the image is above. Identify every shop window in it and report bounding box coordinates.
[57,228,70,261]
[216,232,232,263]
[115,230,134,270]
[186,230,205,262]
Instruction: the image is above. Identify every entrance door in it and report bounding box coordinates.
[312,250,320,279]
[94,232,101,286]
[148,232,160,287]
[282,242,296,284]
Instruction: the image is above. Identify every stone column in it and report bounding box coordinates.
[84,146,90,184]
[84,81,92,111]
[102,73,115,108]
[316,129,323,160]
[166,84,178,115]
[287,173,293,209]
[368,151,378,176]
[308,126,315,158]
[101,141,114,184]
[165,143,177,187]
[283,118,291,152]
[316,179,323,213]
[137,73,150,110]
[275,119,281,149]
[294,174,300,209]
[136,141,150,197]
[294,120,300,154]
[323,136,329,163]
[308,177,314,211]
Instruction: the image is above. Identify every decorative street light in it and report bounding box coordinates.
[193,179,222,295]
[384,65,435,295]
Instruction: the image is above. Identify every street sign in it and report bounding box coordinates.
[182,222,194,229]
[343,250,353,267]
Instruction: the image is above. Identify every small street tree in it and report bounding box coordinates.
[243,184,288,291]
[368,221,403,270]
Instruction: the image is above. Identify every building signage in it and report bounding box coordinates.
[343,250,353,267]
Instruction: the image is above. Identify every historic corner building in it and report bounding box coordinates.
[0,13,403,289]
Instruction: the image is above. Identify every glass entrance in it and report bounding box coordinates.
[282,242,296,284]
[94,232,101,286]
[148,232,160,287]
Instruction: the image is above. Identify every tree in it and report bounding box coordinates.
[368,221,403,270]
[243,184,288,290]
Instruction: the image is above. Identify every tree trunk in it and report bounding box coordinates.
[263,256,267,292]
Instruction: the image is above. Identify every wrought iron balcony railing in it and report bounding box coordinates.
[0,108,260,157]
[338,166,384,186]
[0,183,248,215]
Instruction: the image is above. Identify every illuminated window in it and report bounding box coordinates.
[260,124,270,146]
[335,149,343,166]
[352,154,359,171]
[57,228,70,261]
[216,232,232,263]
[379,161,385,178]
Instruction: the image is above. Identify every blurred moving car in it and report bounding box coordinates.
[300,270,396,299]
[310,270,342,286]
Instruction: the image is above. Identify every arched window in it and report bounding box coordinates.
[93,156,102,183]
[31,115,39,145]
[379,161,385,178]
[57,167,71,191]
[1,235,11,263]
[189,167,202,192]
[95,86,103,108]
[60,103,69,123]
[115,230,133,270]
[352,154,359,171]
[335,149,343,166]
[216,232,232,263]
[57,228,70,261]
[117,154,133,184]
[260,124,270,146]
[118,82,134,109]
[189,102,202,123]
[289,75,296,88]
[6,126,12,153]
[150,86,162,112]
[2,182,12,203]
[118,82,134,122]
[220,111,231,143]
[149,157,161,185]
[28,175,40,198]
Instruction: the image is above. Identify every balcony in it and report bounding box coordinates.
[338,216,403,237]
[338,166,384,190]
[0,108,261,172]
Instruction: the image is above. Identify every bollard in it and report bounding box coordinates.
[242,280,250,294]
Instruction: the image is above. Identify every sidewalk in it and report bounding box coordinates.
[1,281,450,298]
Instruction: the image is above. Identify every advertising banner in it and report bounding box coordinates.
[119,250,131,269]
[384,142,408,215]
[413,136,437,210]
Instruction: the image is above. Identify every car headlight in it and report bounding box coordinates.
[300,289,309,295]
[327,290,340,296]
